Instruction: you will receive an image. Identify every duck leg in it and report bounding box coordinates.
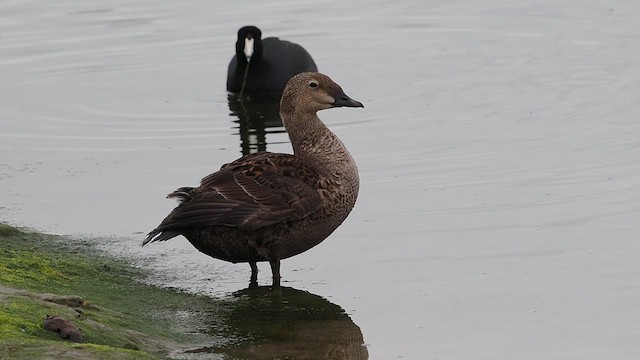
[269,259,281,288]
[249,261,258,287]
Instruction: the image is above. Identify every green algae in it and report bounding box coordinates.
[0,224,368,359]
[0,339,158,360]
[0,224,225,359]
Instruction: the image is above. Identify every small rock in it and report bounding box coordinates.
[42,294,85,308]
[43,315,83,343]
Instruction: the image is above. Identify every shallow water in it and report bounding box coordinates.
[2,1,640,359]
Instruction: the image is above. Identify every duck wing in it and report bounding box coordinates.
[144,152,321,244]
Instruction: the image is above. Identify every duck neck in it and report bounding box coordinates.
[284,111,357,178]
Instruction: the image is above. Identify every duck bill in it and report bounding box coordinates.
[332,93,364,108]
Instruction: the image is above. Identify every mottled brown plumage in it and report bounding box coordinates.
[144,72,363,286]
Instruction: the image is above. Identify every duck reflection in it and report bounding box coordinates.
[227,93,285,155]
[189,286,369,359]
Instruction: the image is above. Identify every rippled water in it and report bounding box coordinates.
[2,1,640,359]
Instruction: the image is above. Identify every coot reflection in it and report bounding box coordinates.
[188,286,369,359]
[227,93,284,155]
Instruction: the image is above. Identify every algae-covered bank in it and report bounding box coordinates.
[0,224,369,360]
[0,224,227,360]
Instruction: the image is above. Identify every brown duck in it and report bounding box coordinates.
[144,72,363,286]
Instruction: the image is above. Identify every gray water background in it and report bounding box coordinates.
[2,1,640,359]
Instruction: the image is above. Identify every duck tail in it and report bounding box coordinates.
[142,229,181,246]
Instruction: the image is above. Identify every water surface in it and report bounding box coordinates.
[2,1,640,359]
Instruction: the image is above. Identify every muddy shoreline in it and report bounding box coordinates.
[0,224,368,359]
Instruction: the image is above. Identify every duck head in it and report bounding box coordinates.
[280,72,363,115]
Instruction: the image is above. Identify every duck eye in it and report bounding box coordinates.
[309,81,319,88]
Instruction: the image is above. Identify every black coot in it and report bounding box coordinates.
[226,26,318,94]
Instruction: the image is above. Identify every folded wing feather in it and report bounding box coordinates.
[144,152,322,245]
